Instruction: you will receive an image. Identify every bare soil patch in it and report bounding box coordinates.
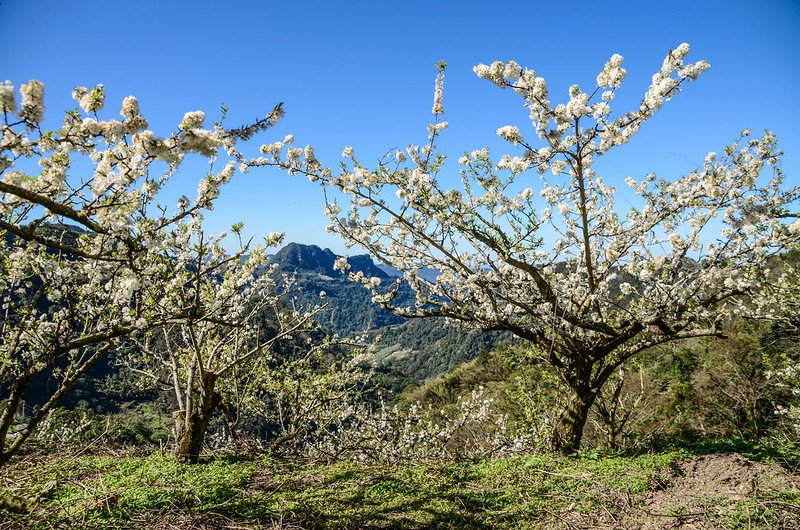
[621,453,800,529]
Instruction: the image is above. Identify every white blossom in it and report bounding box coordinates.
[0,81,16,113]
[180,110,205,130]
[20,80,45,123]
[496,125,524,144]
[432,65,445,115]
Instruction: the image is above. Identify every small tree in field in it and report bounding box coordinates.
[128,235,325,463]
[279,44,800,452]
[0,80,288,463]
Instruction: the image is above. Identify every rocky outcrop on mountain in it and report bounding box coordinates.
[272,243,388,279]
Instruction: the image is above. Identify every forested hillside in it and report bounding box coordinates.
[269,242,507,381]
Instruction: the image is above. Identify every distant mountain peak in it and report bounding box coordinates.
[272,242,388,278]
[272,243,336,275]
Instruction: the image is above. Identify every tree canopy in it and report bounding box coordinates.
[282,44,800,452]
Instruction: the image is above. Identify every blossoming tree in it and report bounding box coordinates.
[0,80,288,464]
[276,45,800,452]
[128,235,329,463]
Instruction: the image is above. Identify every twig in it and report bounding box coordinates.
[70,417,110,458]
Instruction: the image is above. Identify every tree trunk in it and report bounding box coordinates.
[550,385,597,454]
[175,370,222,464]
[0,373,35,466]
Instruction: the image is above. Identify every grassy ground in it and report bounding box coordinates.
[0,445,798,529]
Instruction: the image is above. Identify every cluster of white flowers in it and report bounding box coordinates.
[73,84,106,114]
[304,387,528,463]
[766,358,800,437]
[179,110,205,130]
[427,121,448,140]
[19,80,45,123]
[473,60,519,85]
[432,65,445,115]
[33,409,93,446]
[497,154,530,174]
[333,255,351,272]
[120,95,138,119]
[496,125,524,145]
[247,129,327,178]
[0,81,16,113]
[596,54,627,88]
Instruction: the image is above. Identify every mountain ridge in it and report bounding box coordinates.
[272,242,388,279]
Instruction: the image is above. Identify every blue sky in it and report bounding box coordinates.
[2,0,799,254]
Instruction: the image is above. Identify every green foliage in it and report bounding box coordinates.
[626,320,800,447]
[290,271,406,335]
[394,319,800,453]
[29,406,172,448]
[377,320,512,384]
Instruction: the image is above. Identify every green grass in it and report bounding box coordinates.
[0,447,797,529]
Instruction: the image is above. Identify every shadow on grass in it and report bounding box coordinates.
[205,470,509,529]
[678,438,800,469]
